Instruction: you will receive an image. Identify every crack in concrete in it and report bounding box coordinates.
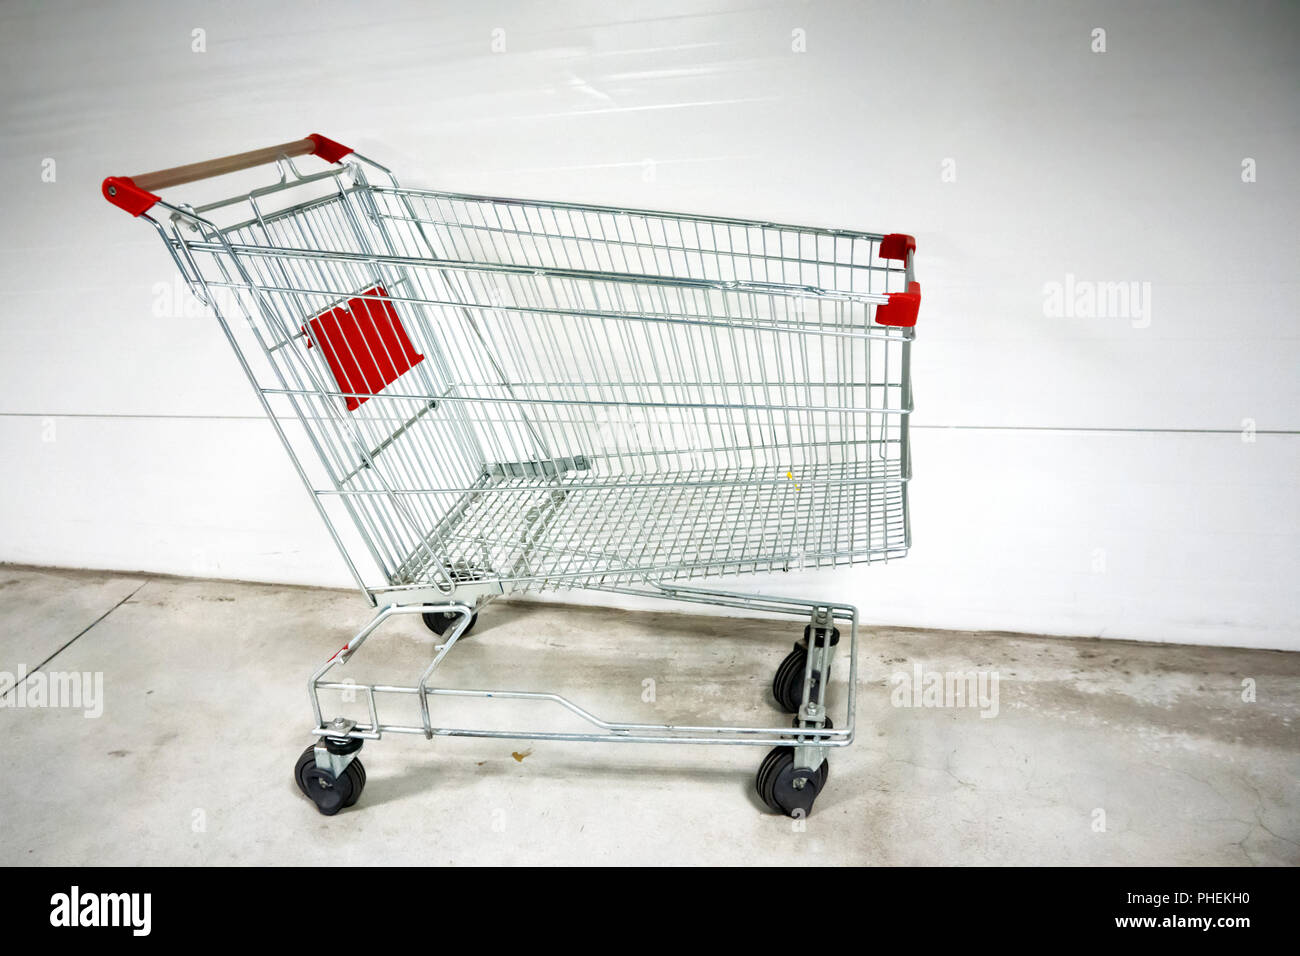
[0,581,147,702]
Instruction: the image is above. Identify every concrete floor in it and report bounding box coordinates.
[0,564,1296,866]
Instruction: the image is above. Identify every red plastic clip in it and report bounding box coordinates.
[102,176,160,217]
[307,134,354,164]
[878,233,916,262]
[876,282,921,327]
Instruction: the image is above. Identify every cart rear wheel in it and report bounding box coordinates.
[341,757,366,808]
[294,744,362,815]
[422,610,477,639]
[294,744,315,797]
[755,746,828,817]
[772,644,820,713]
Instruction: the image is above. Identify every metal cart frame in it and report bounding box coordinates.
[104,135,917,817]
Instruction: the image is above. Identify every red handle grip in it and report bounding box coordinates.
[876,234,920,327]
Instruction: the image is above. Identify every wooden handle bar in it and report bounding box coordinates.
[103,133,353,216]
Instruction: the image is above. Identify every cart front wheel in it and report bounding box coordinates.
[756,746,828,818]
[294,744,364,815]
[422,610,477,639]
[772,644,820,713]
[342,757,366,807]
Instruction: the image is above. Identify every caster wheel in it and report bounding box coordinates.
[294,744,363,815]
[341,757,366,808]
[755,747,829,818]
[772,644,821,713]
[422,610,477,639]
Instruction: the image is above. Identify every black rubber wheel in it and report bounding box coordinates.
[772,644,821,713]
[341,757,366,808]
[755,746,829,817]
[294,745,315,798]
[422,610,477,639]
[294,744,357,816]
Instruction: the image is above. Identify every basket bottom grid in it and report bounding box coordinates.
[391,460,907,591]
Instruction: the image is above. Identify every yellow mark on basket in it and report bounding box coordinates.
[786,470,800,492]
[512,749,532,762]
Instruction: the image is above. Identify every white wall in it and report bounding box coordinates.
[1,0,1296,649]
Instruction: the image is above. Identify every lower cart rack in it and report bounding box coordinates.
[308,590,856,818]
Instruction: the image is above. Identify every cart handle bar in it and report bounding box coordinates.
[102,133,353,217]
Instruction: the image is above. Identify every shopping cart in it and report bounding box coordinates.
[103,135,917,817]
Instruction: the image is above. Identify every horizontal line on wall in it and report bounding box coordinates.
[910,424,1300,436]
[0,411,1296,436]
[1,412,265,421]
